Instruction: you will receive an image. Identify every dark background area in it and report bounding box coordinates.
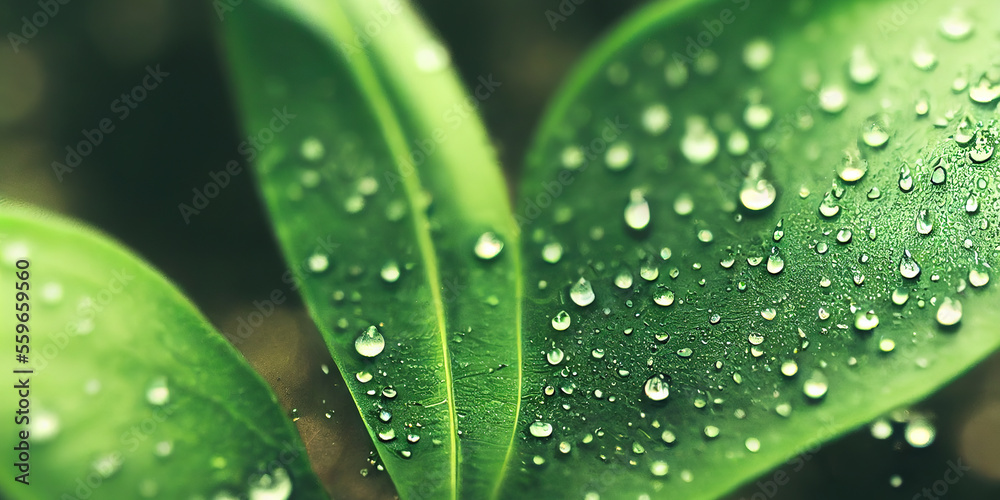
[1,0,999,498]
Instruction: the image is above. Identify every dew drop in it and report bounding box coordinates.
[605,142,634,171]
[766,252,784,275]
[355,325,385,357]
[803,370,829,399]
[916,210,934,235]
[966,193,980,213]
[650,460,670,477]
[541,242,563,264]
[898,163,914,192]
[740,162,777,211]
[551,310,571,331]
[146,377,170,406]
[643,375,670,401]
[680,116,719,165]
[248,467,293,500]
[849,45,879,85]
[642,103,671,135]
[624,190,651,230]
[819,191,840,218]
[969,265,990,287]
[855,310,880,331]
[861,118,889,148]
[474,232,504,260]
[905,418,936,448]
[307,253,329,273]
[745,437,761,453]
[380,261,400,283]
[781,360,798,377]
[743,38,774,71]
[936,298,962,326]
[614,271,633,289]
[529,421,553,438]
[653,290,675,307]
[560,146,585,170]
[546,348,565,366]
[300,137,325,161]
[819,85,847,113]
[939,8,974,40]
[911,39,937,70]
[570,278,595,306]
[969,74,1000,104]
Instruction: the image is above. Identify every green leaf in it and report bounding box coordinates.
[0,206,327,499]
[221,2,521,499]
[506,0,1000,498]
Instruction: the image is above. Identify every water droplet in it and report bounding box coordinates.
[661,430,676,444]
[892,287,910,305]
[653,290,675,306]
[546,348,565,366]
[676,348,693,358]
[300,137,325,161]
[650,460,670,477]
[890,475,903,488]
[704,425,720,439]
[969,265,990,287]
[307,253,329,273]
[529,421,553,438]
[936,298,962,326]
[776,403,793,417]
[743,38,774,71]
[560,146,585,170]
[916,210,934,235]
[970,132,995,163]
[911,39,937,70]
[31,410,59,442]
[744,102,774,130]
[356,370,373,383]
[939,9,974,40]
[803,370,829,399]
[570,278,595,307]
[681,116,719,165]
[969,74,1000,104]
[248,467,293,500]
[380,261,400,283]
[640,264,659,281]
[642,103,671,135]
[905,418,936,448]
[748,333,764,346]
[624,190,651,230]
[879,338,896,352]
[739,162,777,211]
[643,375,670,401]
[378,428,396,441]
[766,252,784,275]
[745,437,761,453]
[146,377,169,406]
[551,310,571,331]
[819,191,841,218]
[414,42,450,72]
[819,85,847,113]
[849,45,879,85]
[355,325,385,357]
[614,271,633,289]
[930,165,947,185]
[898,163,914,192]
[541,242,563,264]
[855,310,880,331]
[781,360,798,377]
[474,232,504,260]
[965,193,980,213]
[591,348,605,359]
[915,91,930,116]
[673,194,694,216]
[92,453,123,479]
[861,118,890,148]
[836,228,853,244]
[605,142,634,171]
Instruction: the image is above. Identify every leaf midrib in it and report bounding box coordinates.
[311,3,460,499]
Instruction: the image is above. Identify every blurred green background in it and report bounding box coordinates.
[1,0,999,499]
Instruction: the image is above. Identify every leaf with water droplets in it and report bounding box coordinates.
[506,0,1000,498]
[0,208,326,500]
[222,2,521,499]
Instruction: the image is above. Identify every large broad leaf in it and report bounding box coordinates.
[221,1,521,499]
[504,0,1000,498]
[0,206,327,499]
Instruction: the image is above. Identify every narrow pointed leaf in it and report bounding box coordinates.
[0,207,326,499]
[222,2,522,499]
[507,0,1000,498]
